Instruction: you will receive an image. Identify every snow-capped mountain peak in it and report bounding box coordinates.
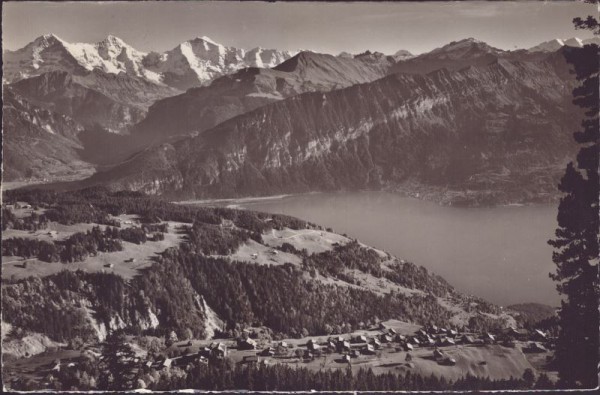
[528,37,595,52]
[33,33,63,45]
[563,37,584,48]
[196,36,219,46]
[4,34,296,90]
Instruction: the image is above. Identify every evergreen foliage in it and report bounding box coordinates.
[548,4,599,388]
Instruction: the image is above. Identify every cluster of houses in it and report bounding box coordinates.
[249,248,279,262]
[148,324,554,370]
[33,323,555,388]
[150,342,228,370]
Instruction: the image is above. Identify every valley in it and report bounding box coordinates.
[0,188,558,391]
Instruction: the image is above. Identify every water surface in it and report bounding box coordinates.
[240,192,559,306]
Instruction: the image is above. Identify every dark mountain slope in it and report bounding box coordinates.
[2,88,94,182]
[10,71,146,132]
[391,38,504,75]
[131,51,397,143]
[87,51,581,205]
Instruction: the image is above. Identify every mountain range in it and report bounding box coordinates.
[3,34,297,90]
[3,35,595,205]
[87,45,582,205]
[528,36,600,52]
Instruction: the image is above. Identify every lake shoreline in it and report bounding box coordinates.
[227,191,559,307]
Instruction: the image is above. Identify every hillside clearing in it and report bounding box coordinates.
[1,217,188,280]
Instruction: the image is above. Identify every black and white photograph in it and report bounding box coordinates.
[1,0,598,392]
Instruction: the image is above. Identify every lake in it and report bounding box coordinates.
[238,191,560,307]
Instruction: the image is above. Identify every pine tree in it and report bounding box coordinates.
[98,332,141,390]
[548,1,599,388]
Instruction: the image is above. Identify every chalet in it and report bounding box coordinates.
[481,333,496,344]
[350,349,360,358]
[220,219,235,229]
[442,338,456,346]
[237,338,257,350]
[243,355,259,364]
[417,329,427,337]
[433,349,445,360]
[440,357,457,366]
[387,328,397,335]
[303,350,314,359]
[461,335,476,344]
[162,358,173,368]
[448,329,458,337]
[174,353,206,367]
[47,231,58,238]
[395,334,406,342]
[371,338,382,349]
[260,347,275,357]
[251,253,258,260]
[306,339,321,351]
[379,322,387,331]
[51,359,61,372]
[334,336,345,343]
[362,344,376,355]
[380,334,393,343]
[505,327,529,341]
[353,335,367,343]
[125,258,136,263]
[341,354,351,363]
[104,263,114,268]
[524,342,547,353]
[338,341,351,352]
[278,341,289,349]
[404,343,414,351]
[503,339,517,348]
[410,337,420,345]
[198,346,211,357]
[325,341,336,352]
[210,343,227,359]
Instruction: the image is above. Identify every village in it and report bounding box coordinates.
[0,197,559,389]
[23,319,556,387]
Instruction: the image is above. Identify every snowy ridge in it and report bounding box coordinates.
[528,36,598,52]
[4,34,297,90]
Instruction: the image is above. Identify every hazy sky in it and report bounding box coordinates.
[3,1,598,55]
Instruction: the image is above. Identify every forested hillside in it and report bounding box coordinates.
[2,187,506,348]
